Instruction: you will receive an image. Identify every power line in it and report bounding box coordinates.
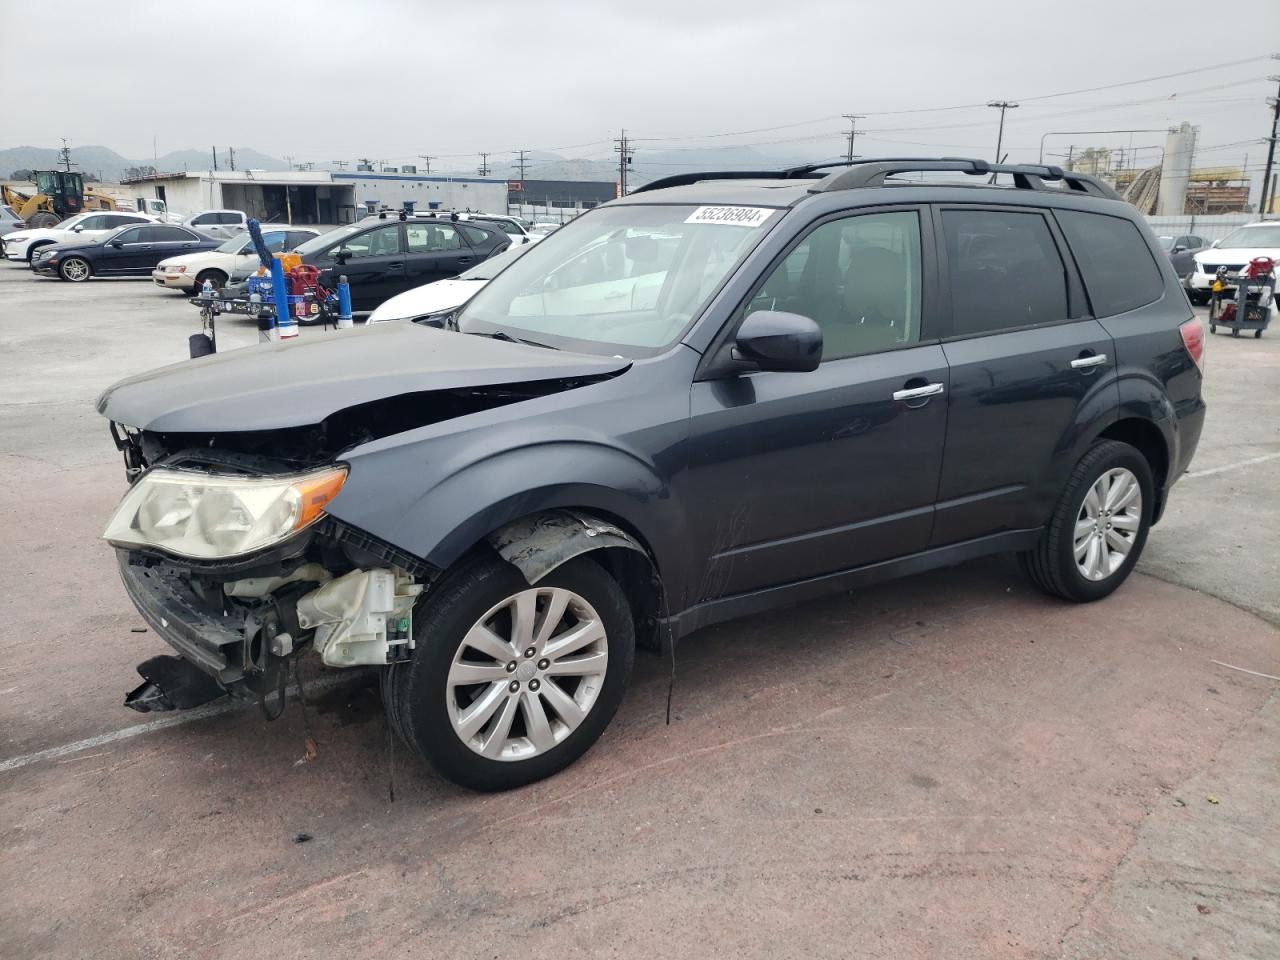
[416,154,434,174]
[987,101,1018,163]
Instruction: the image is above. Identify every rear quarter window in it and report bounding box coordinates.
[1056,210,1164,316]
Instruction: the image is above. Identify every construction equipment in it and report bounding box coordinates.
[1,171,117,228]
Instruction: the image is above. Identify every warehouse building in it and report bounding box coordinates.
[123,170,509,224]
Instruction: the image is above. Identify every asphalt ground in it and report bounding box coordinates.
[1,264,1276,959]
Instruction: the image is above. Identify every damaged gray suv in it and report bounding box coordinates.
[100,158,1205,790]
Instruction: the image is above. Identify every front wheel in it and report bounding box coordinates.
[384,555,635,791]
[194,269,227,291]
[59,257,91,282]
[1018,440,1153,603]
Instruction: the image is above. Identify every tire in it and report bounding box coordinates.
[1209,324,1217,334]
[1018,440,1153,603]
[385,554,635,791]
[1188,290,1210,306]
[59,257,91,282]
[28,212,59,229]
[194,269,227,291]
[1256,329,1263,339]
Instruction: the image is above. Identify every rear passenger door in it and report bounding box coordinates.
[930,205,1117,546]
[331,223,406,310]
[403,221,475,290]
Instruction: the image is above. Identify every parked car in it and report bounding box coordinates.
[1187,221,1280,304]
[32,223,219,281]
[0,203,23,242]
[290,217,510,311]
[152,226,320,292]
[97,157,1204,791]
[464,213,541,245]
[530,222,561,238]
[1156,234,1208,286]
[182,209,249,240]
[3,211,155,263]
[367,242,533,323]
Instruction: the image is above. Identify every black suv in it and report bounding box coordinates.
[98,158,1205,790]
[290,214,510,310]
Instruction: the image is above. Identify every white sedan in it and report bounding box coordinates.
[2,211,155,263]
[152,226,320,292]
[368,243,532,322]
[1187,222,1280,303]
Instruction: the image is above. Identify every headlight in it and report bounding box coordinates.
[166,264,187,273]
[102,466,347,559]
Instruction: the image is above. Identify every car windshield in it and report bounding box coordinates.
[292,224,366,256]
[456,203,779,356]
[55,214,91,231]
[215,234,252,254]
[458,243,532,281]
[1217,225,1280,248]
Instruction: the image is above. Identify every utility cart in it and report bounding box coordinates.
[1208,257,1275,339]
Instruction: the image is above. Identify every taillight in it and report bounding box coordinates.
[1180,318,1205,372]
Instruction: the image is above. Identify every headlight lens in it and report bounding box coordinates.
[102,466,347,559]
[164,264,186,273]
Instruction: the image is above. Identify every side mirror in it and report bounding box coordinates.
[72,226,83,233]
[1173,244,1186,253]
[1211,239,1221,248]
[111,240,123,248]
[334,247,351,264]
[733,310,822,372]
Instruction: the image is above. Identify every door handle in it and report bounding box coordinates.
[1070,353,1108,369]
[892,383,945,402]
[457,257,473,265]
[386,261,405,271]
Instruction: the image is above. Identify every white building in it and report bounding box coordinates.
[125,170,509,225]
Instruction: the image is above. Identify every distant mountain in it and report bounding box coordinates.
[154,147,289,173]
[466,145,827,185]
[0,144,134,180]
[0,144,287,181]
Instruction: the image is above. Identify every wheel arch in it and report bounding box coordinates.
[1093,416,1171,522]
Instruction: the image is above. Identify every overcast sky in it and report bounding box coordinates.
[8,0,1279,185]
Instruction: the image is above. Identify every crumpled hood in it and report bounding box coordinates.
[97,322,631,433]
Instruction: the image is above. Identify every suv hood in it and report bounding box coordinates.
[97,321,631,433]
[1195,246,1280,267]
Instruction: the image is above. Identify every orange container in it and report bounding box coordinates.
[274,252,302,273]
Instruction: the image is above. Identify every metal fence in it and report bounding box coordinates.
[1143,213,1261,242]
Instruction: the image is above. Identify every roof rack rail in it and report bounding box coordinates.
[810,157,1121,199]
[630,156,1121,201]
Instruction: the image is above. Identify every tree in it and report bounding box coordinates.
[11,169,33,180]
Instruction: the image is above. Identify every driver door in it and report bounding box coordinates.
[328,223,406,310]
[685,207,949,600]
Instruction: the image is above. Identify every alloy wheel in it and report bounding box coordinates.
[446,586,609,761]
[61,258,90,282]
[1073,467,1143,581]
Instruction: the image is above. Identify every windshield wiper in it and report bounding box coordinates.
[478,329,558,350]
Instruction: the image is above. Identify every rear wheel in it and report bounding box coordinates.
[59,257,91,282]
[28,212,59,229]
[1018,440,1153,603]
[385,555,634,791]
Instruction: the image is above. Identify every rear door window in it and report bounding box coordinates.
[1055,210,1164,316]
[406,223,463,253]
[941,208,1069,336]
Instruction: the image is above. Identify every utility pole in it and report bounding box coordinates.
[512,148,530,183]
[417,155,434,175]
[613,131,633,196]
[987,101,1019,163]
[477,152,491,176]
[1260,70,1280,215]
[58,138,74,171]
[283,154,294,171]
[212,146,219,172]
[228,146,236,172]
[842,115,865,163]
[332,159,349,170]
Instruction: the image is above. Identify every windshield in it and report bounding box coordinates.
[216,233,252,254]
[458,243,532,281]
[457,203,778,356]
[1217,225,1280,249]
[293,223,365,257]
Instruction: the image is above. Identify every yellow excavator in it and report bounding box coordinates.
[2,170,117,228]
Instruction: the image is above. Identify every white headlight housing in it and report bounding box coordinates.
[103,466,347,560]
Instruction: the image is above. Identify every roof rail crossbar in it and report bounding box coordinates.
[630,163,852,195]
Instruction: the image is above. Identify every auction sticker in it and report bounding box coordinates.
[685,206,775,227]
